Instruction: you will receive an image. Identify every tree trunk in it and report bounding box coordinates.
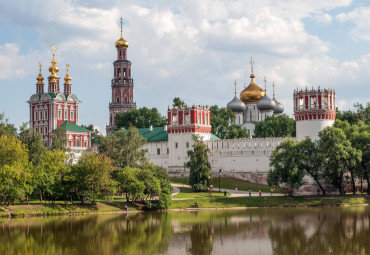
[313,176,326,196]
[40,191,43,202]
[26,195,29,205]
[126,192,129,202]
[351,172,356,195]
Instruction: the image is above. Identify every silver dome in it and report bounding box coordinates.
[227,96,246,113]
[257,94,276,111]
[273,99,284,114]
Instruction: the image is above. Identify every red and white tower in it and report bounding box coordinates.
[28,44,90,150]
[106,18,136,135]
[167,105,211,172]
[293,87,336,141]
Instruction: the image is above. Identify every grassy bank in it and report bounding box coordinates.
[0,201,141,217]
[170,176,284,193]
[169,196,370,209]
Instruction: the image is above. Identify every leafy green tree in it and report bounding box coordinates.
[319,127,362,195]
[117,167,145,202]
[336,102,370,125]
[295,139,326,195]
[71,152,116,203]
[210,105,249,139]
[32,149,69,202]
[52,126,67,151]
[81,124,100,144]
[18,123,48,166]
[99,126,147,168]
[0,113,17,137]
[173,97,186,108]
[0,136,31,205]
[268,139,304,194]
[254,114,296,138]
[116,107,167,130]
[186,135,212,192]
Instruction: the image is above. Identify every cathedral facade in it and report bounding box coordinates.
[28,45,91,157]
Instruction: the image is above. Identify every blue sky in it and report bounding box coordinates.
[0,0,369,134]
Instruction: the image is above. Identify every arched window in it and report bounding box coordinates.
[58,105,63,120]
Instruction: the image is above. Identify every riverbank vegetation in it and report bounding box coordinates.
[0,115,172,210]
[268,107,369,195]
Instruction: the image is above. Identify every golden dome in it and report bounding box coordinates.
[36,63,44,85]
[115,35,128,49]
[48,55,60,83]
[240,74,266,104]
[64,64,71,85]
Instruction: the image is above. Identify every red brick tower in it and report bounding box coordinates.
[106,18,136,135]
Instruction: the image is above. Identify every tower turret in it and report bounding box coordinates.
[106,17,136,135]
[294,87,336,141]
[64,64,72,95]
[36,62,44,95]
[48,44,60,94]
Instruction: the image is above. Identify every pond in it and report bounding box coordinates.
[1,207,369,255]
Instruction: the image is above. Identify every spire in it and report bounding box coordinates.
[36,62,44,85]
[250,56,254,75]
[64,64,72,95]
[263,76,267,91]
[36,62,44,95]
[120,17,123,37]
[272,82,276,99]
[48,44,59,84]
[234,79,237,96]
[115,17,128,49]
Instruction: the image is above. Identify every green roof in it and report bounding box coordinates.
[58,121,90,133]
[138,127,168,142]
[210,133,221,140]
[112,126,220,142]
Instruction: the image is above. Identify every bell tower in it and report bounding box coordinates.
[106,17,136,135]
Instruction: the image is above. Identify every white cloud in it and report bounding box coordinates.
[313,13,333,24]
[336,7,370,41]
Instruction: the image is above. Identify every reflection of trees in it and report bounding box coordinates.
[188,222,213,255]
[269,209,370,255]
[0,213,173,255]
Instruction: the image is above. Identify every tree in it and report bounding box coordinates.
[268,139,304,194]
[0,136,31,205]
[81,124,100,145]
[186,135,212,192]
[254,114,296,138]
[52,126,67,151]
[210,105,249,139]
[319,127,362,195]
[117,167,145,202]
[99,126,147,168]
[32,149,69,203]
[116,107,167,130]
[18,123,48,166]
[173,97,186,108]
[0,113,17,137]
[71,152,116,203]
[336,102,369,125]
[295,139,326,195]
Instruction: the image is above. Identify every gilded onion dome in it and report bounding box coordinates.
[240,74,265,104]
[48,44,59,83]
[115,17,128,49]
[64,64,71,85]
[257,93,276,112]
[36,63,44,85]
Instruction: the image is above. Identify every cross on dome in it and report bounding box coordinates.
[250,56,254,75]
[263,76,267,91]
[234,79,237,96]
[51,44,57,57]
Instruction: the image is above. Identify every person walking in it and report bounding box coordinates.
[273,189,275,196]
[317,188,320,196]
[259,190,261,197]
[270,188,273,196]
[249,189,252,197]
[224,190,227,197]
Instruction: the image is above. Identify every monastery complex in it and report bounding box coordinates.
[28,19,337,184]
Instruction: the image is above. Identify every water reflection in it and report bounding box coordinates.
[0,207,369,255]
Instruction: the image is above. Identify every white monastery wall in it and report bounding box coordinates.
[296,119,334,141]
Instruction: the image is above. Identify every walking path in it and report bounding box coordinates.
[171,183,283,199]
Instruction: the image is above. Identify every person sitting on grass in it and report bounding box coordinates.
[194,201,198,208]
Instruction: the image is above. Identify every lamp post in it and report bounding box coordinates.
[219,169,222,192]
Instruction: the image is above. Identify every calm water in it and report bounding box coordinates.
[1,207,370,255]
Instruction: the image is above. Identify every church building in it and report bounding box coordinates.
[28,44,91,154]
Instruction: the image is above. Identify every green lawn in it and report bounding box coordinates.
[170,176,284,193]
[173,187,231,198]
[169,195,370,209]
